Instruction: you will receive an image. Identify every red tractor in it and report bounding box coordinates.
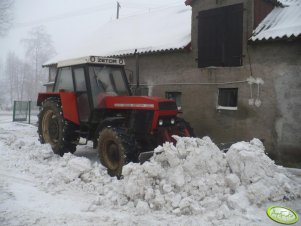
[37,56,194,177]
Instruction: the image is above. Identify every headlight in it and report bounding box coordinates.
[170,118,175,125]
[158,119,163,126]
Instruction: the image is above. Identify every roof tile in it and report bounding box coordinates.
[251,1,301,41]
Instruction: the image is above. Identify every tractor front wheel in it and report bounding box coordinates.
[98,128,125,177]
[175,118,195,137]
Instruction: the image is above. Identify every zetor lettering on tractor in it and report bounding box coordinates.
[37,56,194,177]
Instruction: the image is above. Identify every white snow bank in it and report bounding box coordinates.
[4,123,301,218]
[1,121,300,221]
[114,136,300,215]
[227,139,300,205]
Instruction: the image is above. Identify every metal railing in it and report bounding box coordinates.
[12,100,39,125]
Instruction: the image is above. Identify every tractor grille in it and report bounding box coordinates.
[132,110,153,134]
[159,101,177,110]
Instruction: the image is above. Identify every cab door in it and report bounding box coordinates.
[73,67,91,122]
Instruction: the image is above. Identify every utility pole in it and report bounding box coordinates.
[116,1,121,19]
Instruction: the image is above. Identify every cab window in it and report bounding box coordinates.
[54,67,74,92]
[73,68,86,92]
[89,66,129,108]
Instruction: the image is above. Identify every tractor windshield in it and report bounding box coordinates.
[89,65,130,108]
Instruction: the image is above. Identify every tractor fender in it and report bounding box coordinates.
[37,92,60,106]
[37,91,79,125]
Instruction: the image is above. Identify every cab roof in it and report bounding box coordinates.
[57,56,125,68]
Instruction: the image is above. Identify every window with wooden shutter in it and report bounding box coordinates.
[198,4,243,68]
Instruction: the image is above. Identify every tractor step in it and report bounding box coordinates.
[77,138,88,145]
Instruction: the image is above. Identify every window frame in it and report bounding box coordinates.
[217,88,238,111]
[71,65,91,122]
[73,67,87,92]
[87,64,131,109]
[49,66,57,82]
[53,66,74,92]
[165,91,182,111]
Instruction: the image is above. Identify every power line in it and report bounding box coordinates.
[12,2,114,28]
[12,2,185,29]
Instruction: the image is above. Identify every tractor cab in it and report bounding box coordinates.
[52,56,131,123]
[37,56,194,177]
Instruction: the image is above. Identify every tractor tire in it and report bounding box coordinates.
[38,97,79,156]
[98,128,125,177]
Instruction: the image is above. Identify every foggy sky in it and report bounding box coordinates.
[0,0,185,65]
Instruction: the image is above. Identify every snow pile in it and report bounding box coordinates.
[1,123,300,220]
[108,136,300,215]
[116,137,229,215]
[226,139,299,205]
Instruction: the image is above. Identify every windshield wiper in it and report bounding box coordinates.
[92,67,105,90]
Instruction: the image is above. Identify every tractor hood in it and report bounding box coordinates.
[104,96,178,111]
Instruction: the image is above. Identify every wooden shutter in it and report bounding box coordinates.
[198,4,243,68]
[224,4,243,66]
[198,8,224,68]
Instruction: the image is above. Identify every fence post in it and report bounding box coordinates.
[13,101,16,122]
[28,101,31,124]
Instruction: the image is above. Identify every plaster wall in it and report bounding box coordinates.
[123,40,301,167]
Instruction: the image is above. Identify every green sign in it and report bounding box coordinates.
[267,206,299,225]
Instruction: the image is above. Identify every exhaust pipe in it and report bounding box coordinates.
[135,49,140,95]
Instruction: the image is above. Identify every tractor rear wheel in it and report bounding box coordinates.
[38,98,78,156]
[98,128,125,177]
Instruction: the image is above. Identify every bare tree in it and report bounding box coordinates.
[0,58,7,108]
[21,62,35,101]
[22,26,56,99]
[5,52,23,103]
[4,52,36,105]
[0,0,14,36]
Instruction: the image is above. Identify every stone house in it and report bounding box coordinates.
[183,0,301,166]
[44,1,301,166]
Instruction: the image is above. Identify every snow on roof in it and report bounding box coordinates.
[277,0,299,6]
[267,0,298,7]
[251,1,301,41]
[44,6,191,66]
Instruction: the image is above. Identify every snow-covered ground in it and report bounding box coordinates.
[0,112,300,226]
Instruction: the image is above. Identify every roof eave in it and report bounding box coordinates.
[42,63,57,68]
[109,46,191,57]
[250,34,301,42]
[264,0,285,7]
